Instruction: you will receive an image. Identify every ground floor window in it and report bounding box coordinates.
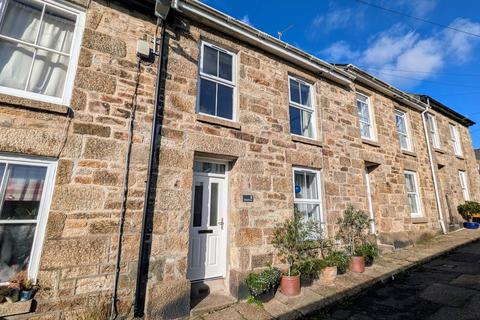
[292,167,323,229]
[0,155,56,282]
[459,171,470,201]
[404,170,422,217]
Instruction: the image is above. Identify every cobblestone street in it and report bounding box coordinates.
[307,239,480,320]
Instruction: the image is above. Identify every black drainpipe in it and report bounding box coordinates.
[134,16,169,318]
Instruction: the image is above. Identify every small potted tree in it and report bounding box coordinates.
[272,210,320,296]
[336,205,371,273]
[458,201,480,229]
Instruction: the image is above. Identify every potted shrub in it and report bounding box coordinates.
[245,266,281,304]
[298,258,324,286]
[20,278,38,301]
[458,201,480,229]
[355,242,379,267]
[336,205,370,273]
[325,250,349,275]
[272,211,321,296]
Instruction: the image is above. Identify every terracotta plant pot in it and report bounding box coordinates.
[320,266,338,284]
[281,274,301,296]
[349,256,365,273]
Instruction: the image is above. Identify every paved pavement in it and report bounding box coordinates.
[305,239,480,320]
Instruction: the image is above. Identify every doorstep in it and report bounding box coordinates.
[189,229,480,320]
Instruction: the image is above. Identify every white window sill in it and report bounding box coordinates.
[0,93,70,114]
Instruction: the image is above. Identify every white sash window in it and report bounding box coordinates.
[449,124,463,156]
[289,76,316,139]
[356,93,375,140]
[0,0,85,105]
[395,109,412,151]
[292,168,324,231]
[459,171,470,201]
[0,155,56,282]
[404,170,422,217]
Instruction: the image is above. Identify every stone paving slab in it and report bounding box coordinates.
[191,229,480,320]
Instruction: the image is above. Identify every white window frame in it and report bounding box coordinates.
[459,170,470,201]
[197,41,237,121]
[292,167,324,230]
[288,75,317,139]
[0,154,57,282]
[426,113,441,149]
[395,109,413,152]
[449,123,463,156]
[356,92,376,141]
[404,170,422,218]
[0,0,85,106]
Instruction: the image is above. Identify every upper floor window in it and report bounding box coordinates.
[459,170,470,201]
[356,93,375,140]
[449,124,463,156]
[293,168,323,227]
[395,110,412,151]
[404,170,422,217]
[0,0,85,105]
[288,77,315,139]
[198,41,236,120]
[426,113,441,149]
[0,155,56,282]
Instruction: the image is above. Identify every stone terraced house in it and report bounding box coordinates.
[0,0,478,319]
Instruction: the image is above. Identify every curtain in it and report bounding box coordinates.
[0,0,75,97]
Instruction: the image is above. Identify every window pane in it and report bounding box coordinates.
[360,122,371,139]
[0,0,43,44]
[28,49,69,97]
[289,106,301,135]
[289,78,300,104]
[301,109,314,138]
[209,183,218,226]
[202,45,217,77]
[0,164,46,220]
[357,102,370,123]
[404,173,415,193]
[395,113,407,134]
[217,84,233,119]
[0,40,34,90]
[218,51,232,81]
[194,162,226,174]
[193,182,203,227]
[199,78,216,116]
[0,224,36,282]
[294,203,320,221]
[300,83,310,107]
[407,194,418,214]
[294,170,318,200]
[37,5,76,53]
[0,163,5,182]
[399,134,408,150]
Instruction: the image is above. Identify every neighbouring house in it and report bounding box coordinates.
[0,0,478,319]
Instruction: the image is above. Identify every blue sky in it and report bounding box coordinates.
[201,0,480,148]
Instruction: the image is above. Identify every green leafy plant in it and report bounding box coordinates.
[245,266,281,305]
[297,258,326,283]
[355,242,379,266]
[272,209,323,276]
[336,205,370,256]
[324,251,350,274]
[458,201,480,222]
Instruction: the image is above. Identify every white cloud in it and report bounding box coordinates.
[319,18,480,88]
[240,15,252,27]
[309,6,365,36]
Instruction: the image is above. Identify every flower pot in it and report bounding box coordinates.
[20,290,34,301]
[349,256,365,273]
[463,222,480,229]
[320,266,337,284]
[254,286,277,303]
[280,274,301,296]
[5,289,19,303]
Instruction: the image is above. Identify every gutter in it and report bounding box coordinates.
[174,0,354,86]
[422,99,447,234]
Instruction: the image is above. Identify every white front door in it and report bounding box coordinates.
[188,161,228,281]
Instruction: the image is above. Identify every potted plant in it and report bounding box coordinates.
[355,242,379,267]
[245,266,281,304]
[458,201,480,229]
[336,205,370,273]
[298,258,324,286]
[272,210,320,296]
[326,250,349,275]
[20,278,38,301]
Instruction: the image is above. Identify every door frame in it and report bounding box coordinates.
[188,157,230,282]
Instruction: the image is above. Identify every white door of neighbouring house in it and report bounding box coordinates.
[187,160,228,281]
